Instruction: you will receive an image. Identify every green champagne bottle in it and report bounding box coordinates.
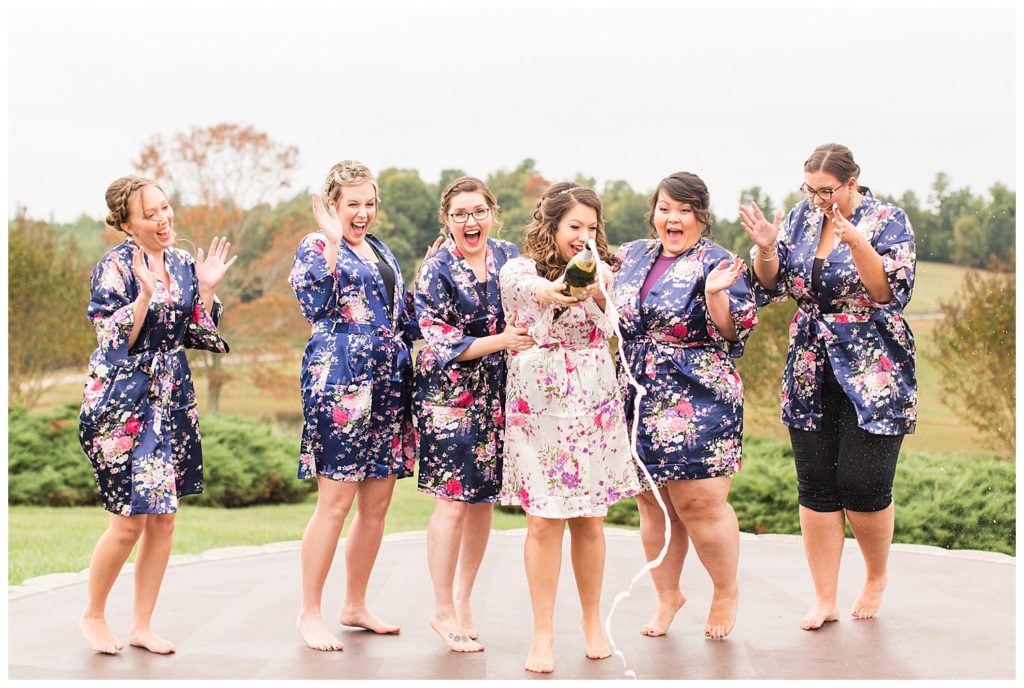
[553,245,598,321]
[562,245,597,297]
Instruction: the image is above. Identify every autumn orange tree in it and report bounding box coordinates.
[135,124,301,414]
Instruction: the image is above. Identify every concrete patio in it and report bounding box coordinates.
[8,528,1015,680]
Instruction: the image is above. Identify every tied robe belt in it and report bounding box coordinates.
[622,336,723,380]
[316,320,411,371]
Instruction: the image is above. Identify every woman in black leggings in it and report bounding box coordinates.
[741,143,917,629]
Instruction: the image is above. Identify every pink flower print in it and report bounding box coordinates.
[794,276,806,289]
[332,406,349,424]
[517,399,531,414]
[803,351,816,362]
[314,239,326,253]
[519,488,531,508]
[446,479,463,496]
[672,323,688,339]
[341,305,354,321]
[561,472,580,489]
[124,417,141,435]
[192,304,204,323]
[675,400,694,417]
[589,325,600,342]
[879,356,893,372]
[741,313,756,329]
[456,391,474,408]
[834,313,851,323]
[90,378,103,392]
[114,435,133,453]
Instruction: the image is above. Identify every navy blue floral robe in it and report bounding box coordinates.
[289,232,417,481]
[413,237,518,502]
[612,238,757,483]
[79,240,228,516]
[749,189,917,435]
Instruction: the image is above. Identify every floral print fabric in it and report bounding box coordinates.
[413,237,519,502]
[498,257,641,518]
[78,240,228,516]
[750,189,918,435]
[613,238,758,485]
[289,232,417,482]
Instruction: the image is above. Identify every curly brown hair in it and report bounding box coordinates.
[521,181,619,281]
[104,175,165,234]
[438,176,502,236]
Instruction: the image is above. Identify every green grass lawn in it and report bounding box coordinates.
[905,260,981,315]
[8,477,528,585]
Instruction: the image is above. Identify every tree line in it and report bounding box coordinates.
[7,124,1015,454]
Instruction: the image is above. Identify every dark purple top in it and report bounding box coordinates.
[639,252,681,304]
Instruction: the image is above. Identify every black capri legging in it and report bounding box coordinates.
[788,359,904,513]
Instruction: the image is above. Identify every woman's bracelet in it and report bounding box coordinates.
[757,244,778,261]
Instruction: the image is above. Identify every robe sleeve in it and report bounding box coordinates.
[289,232,337,324]
[415,261,474,368]
[871,206,916,310]
[86,251,137,366]
[706,263,758,358]
[183,258,229,353]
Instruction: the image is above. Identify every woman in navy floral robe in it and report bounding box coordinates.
[611,172,756,641]
[289,160,418,651]
[78,176,234,655]
[413,176,532,652]
[742,143,917,630]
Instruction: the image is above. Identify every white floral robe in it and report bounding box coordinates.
[498,257,641,518]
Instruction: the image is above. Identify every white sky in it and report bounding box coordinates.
[7,6,1017,223]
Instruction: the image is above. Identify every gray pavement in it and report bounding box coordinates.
[8,529,1015,680]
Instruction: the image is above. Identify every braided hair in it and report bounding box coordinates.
[104,175,164,233]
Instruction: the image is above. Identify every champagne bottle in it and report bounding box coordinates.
[553,245,597,320]
[562,245,597,297]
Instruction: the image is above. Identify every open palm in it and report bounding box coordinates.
[196,236,238,292]
[312,194,343,244]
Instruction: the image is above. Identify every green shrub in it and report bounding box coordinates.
[602,435,1015,556]
[8,404,313,508]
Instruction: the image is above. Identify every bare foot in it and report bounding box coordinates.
[455,600,479,640]
[297,614,344,651]
[851,576,887,619]
[800,600,840,630]
[641,589,687,637]
[525,635,554,673]
[128,627,176,654]
[704,582,739,640]
[338,606,400,634]
[583,620,611,660]
[79,615,124,654]
[430,616,484,652]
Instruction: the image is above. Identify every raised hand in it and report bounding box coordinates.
[312,194,343,244]
[196,236,239,293]
[739,201,782,250]
[705,256,745,295]
[831,204,864,250]
[131,249,158,298]
[416,235,446,280]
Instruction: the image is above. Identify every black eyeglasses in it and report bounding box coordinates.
[448,207,491,224]
[800,183,847,202]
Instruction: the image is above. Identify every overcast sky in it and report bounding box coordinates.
[7,6,1016,223]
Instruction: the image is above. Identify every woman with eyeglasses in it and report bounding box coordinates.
[289,160,419,651]
[741,143,917,630]
[412,176,532,652]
